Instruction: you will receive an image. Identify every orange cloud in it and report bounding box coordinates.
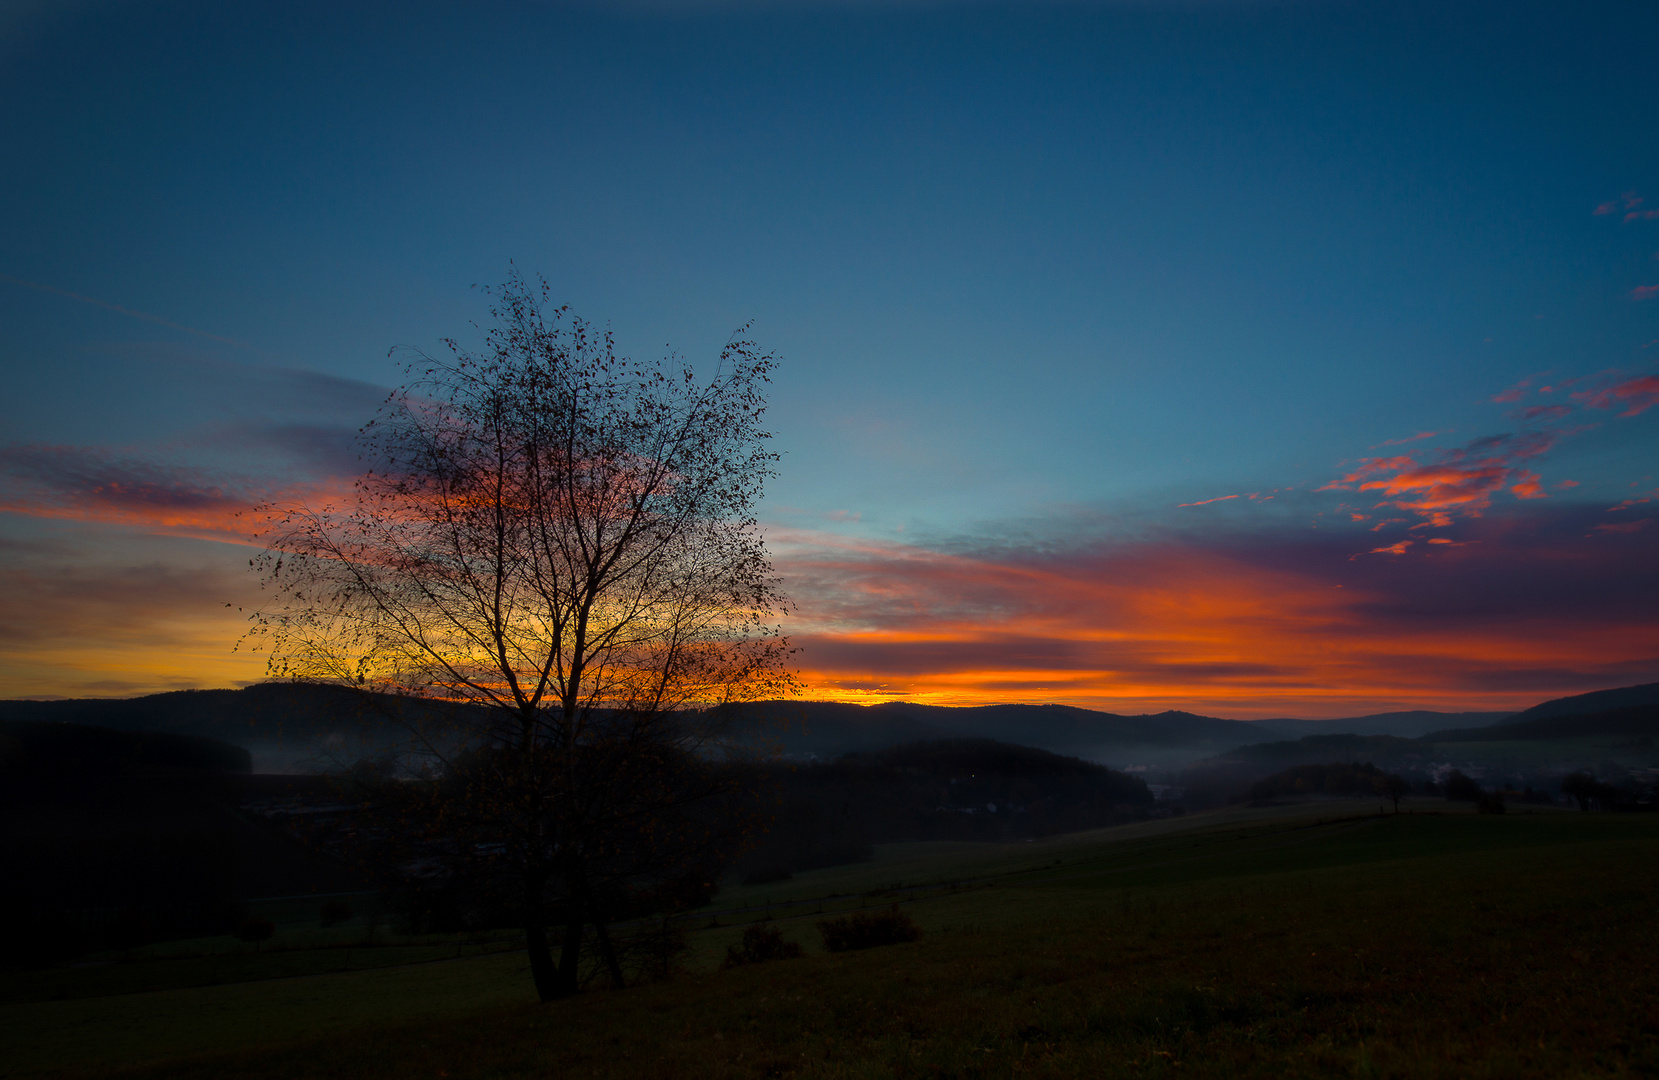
[1177,494,1239,507]
[778,513,1659,718]
[1321,432,1560,525]
[1509,471,1547,499]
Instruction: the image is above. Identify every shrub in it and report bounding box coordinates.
[721,922,803,968]
[235,915,275,942]
[817,904,922,952]
[318,900,355,927]
[1476,791,1506,814]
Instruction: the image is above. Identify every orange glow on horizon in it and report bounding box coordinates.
[3,510,1653,718]
[776,527,1658,719]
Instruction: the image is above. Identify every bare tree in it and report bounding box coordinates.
[247,273,796,999]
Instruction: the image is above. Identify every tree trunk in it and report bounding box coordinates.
[555,887,584,996]
[595,920,626,990]
[524,876,560,1002]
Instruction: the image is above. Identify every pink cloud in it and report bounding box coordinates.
[1594,201,1619,216]
[1572,373,1659,417]
[1515,404,1571,422]
[1631,285,1659,300]
[1178,494,1240,507]
[1593,518,1652,535]
[1625,211,1659,222]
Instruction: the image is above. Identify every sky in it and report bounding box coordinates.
[1,0,1656,717]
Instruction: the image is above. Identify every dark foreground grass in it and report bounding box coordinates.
[10,808,1659,1079]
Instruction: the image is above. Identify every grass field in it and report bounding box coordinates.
[6,799,1658,1079]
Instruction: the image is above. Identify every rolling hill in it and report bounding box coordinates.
[1498,682,1659,724]
[4,680,1655,775]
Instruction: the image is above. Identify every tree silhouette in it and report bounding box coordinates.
[1380,772,1409,812]
[1560,772,1616,811]
[248,273,796,999]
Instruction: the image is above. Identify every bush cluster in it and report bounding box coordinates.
[721,922,803,968]
[816,904,923,952]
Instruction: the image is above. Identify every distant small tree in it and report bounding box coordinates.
[1560,772,1616,811]
[1381,773,1409,813]
[1442,771,1482,802]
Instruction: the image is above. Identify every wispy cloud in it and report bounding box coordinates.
[1593,518,1651,535]
[1375,430,1441,447]
[1595,192,1644,216]
[0,442,349,543]
[1571,372,1659,417]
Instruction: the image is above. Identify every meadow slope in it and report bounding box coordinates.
[5,800,1657,1079]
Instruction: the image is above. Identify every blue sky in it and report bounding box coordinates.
[2,0,1656,710]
